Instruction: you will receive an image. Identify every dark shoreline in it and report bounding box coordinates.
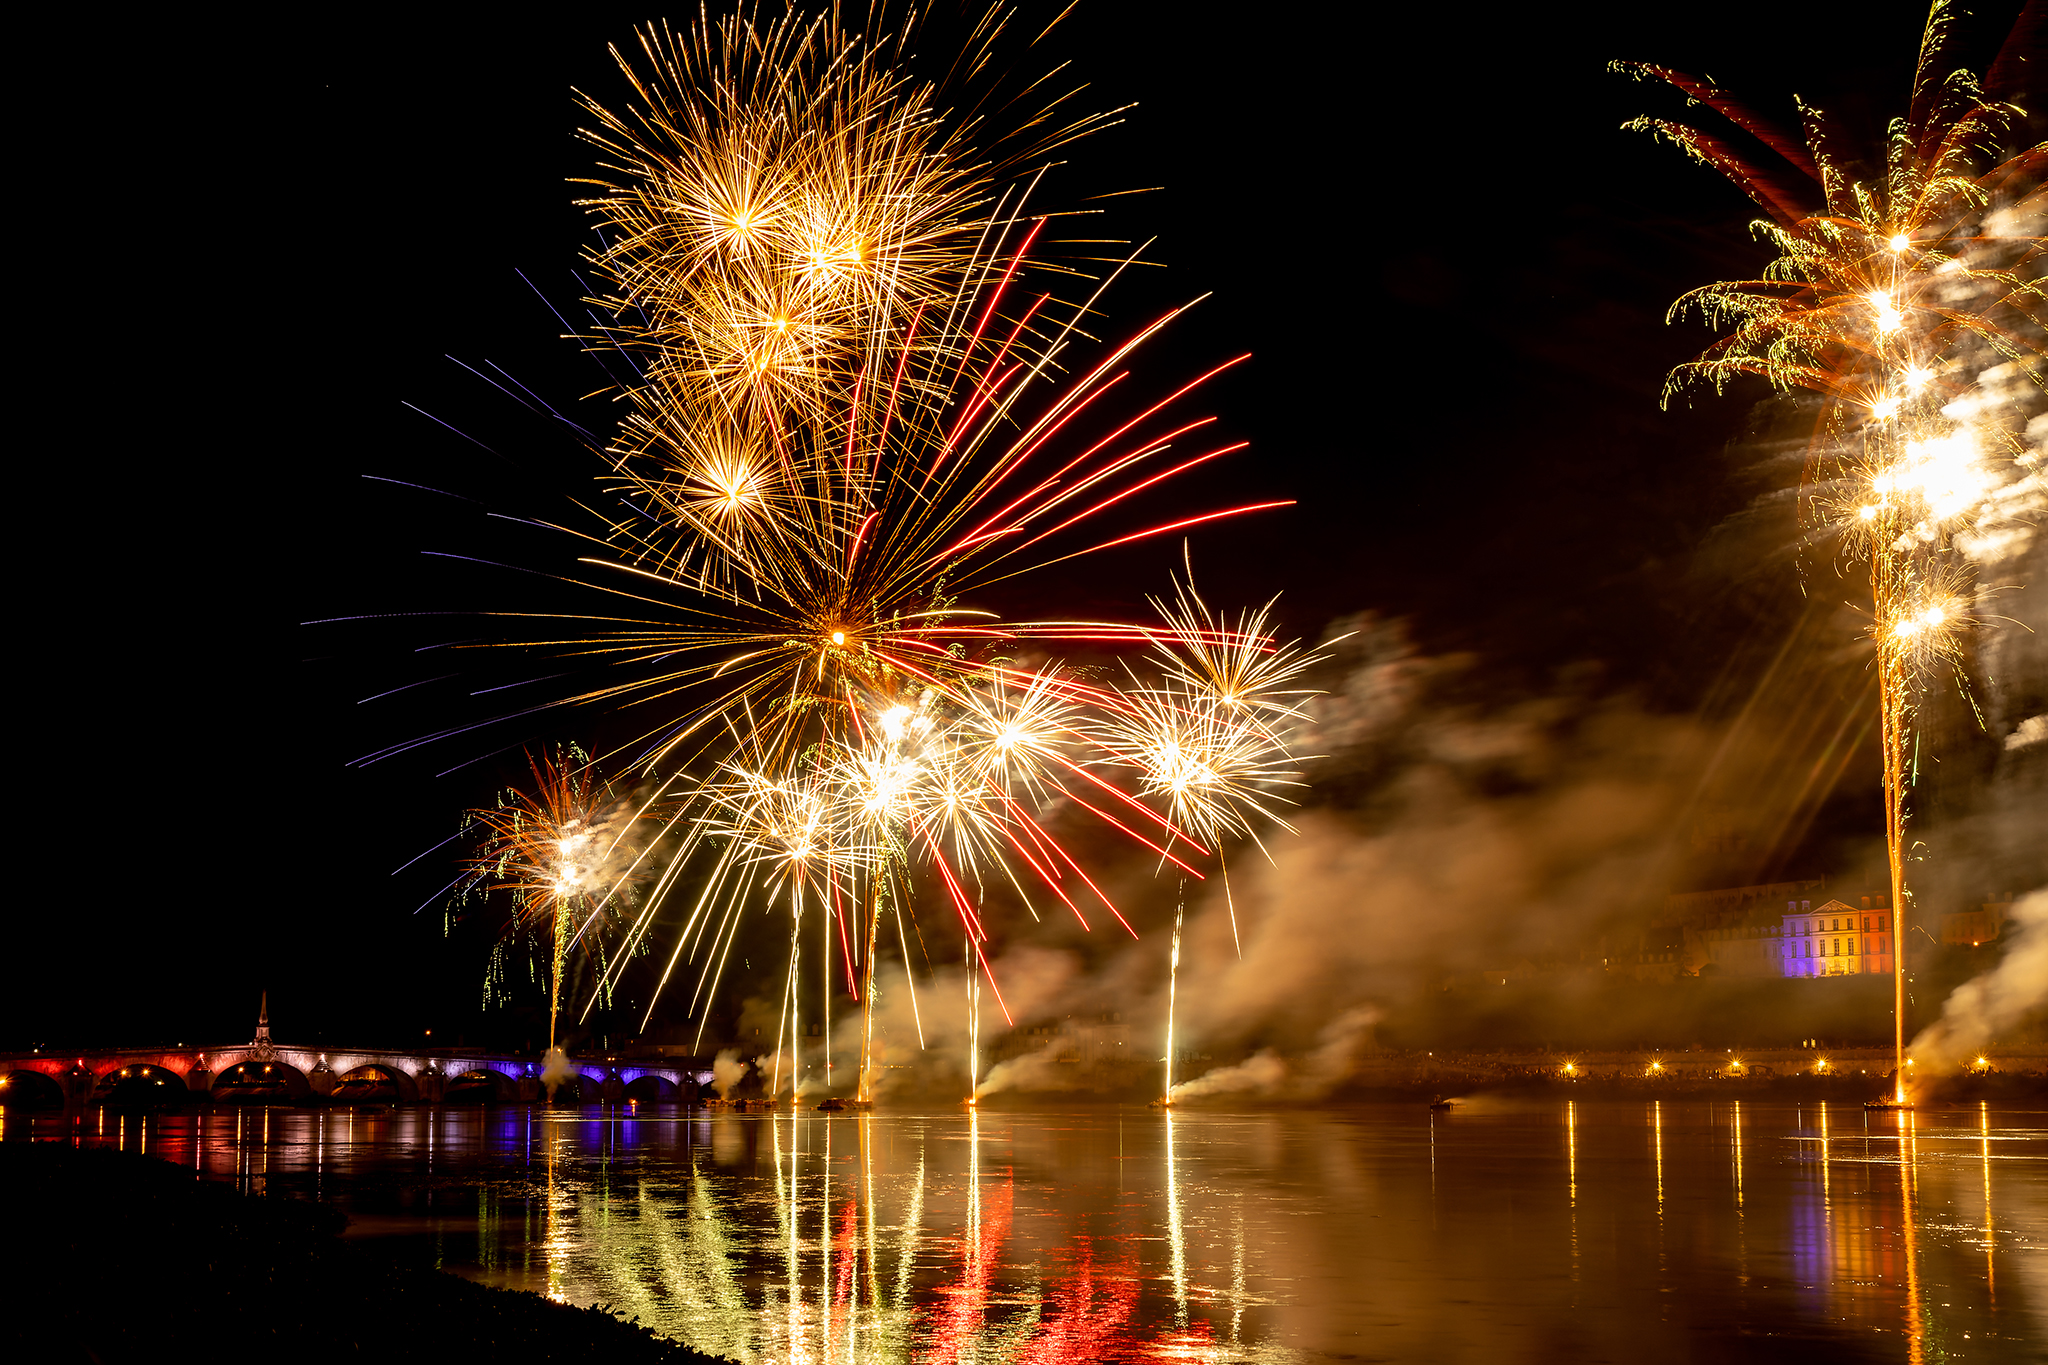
[5,1142,734,1363]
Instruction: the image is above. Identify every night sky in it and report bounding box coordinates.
[19,2,2037,1052]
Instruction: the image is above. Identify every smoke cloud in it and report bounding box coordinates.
[1909,886,2048,1074]
[697,613,2043,1103]
[1164,1006,1383,1102]
[1166,1048,1286,1101]
[975,1048,1099,1100]
[846,623,1724,1099]
[710,1048,749,1100]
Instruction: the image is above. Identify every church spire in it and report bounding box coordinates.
[253,992,272,1053]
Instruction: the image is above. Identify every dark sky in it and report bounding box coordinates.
[20,2,2034,1050]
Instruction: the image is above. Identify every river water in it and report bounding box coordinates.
[14,1099,2045,1362]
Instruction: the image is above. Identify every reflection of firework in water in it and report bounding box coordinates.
[1620,4,2044,1105]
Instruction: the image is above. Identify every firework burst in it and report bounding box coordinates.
[461,744,662,1057]
[575,8,1116,427]
[367,5,1325,1101]
[500,220,1289,1082]
[1109,573,1324,848]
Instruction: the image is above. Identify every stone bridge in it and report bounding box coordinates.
[0,1003,708,1108]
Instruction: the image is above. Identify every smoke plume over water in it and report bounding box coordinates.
[711,1048,749,1100]
[540,1046,574,1095]
[1910,887,2048,1075]
[717,613,2044,1102]
[857,621,1729,1098]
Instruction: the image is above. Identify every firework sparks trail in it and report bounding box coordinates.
[1619,1,2045,1105]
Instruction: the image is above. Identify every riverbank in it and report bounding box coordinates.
[5,1142,733,1362]
[1338,1069,2048,1104]
[1306,1046,2048,1106]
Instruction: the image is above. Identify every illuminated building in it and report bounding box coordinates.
[1602,879,1912,981]
[1779,896,1893,978]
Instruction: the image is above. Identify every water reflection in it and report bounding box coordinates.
[1652,1099,1663,1209]
[1981,1101,1996,1306]
[1565,1100,1579,1288]
[1731,1100,1743,1209]
[1167,1110,1187,1328]
[15,1101,2044,1361]
[1901,1109,1924,1365]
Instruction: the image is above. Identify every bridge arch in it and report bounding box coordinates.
[622,1072,679,1105]
[212,1059,309,1102]
[329,1064,420,1104]
[446,1068,515,1104]
[93,1064,187,1107]
[0,1069,65,1107]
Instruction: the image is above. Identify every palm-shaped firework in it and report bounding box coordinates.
[1618,2,2044,1105]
